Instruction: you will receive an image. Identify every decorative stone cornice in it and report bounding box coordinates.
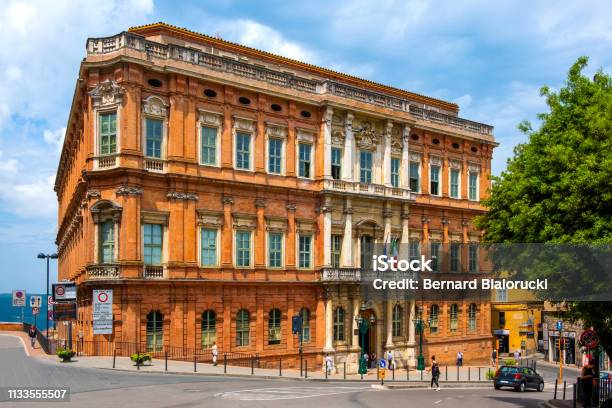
[86,190,101,199]
[421,216,431,224]
[286,203,297,211]
[429,155,442,167]
[233,116,256,133]
[255,198,267,208]
[409,151,422,162]
[265,123,287,139]
[116,186,143,196]
[449,159,462,170]
[166,191,198,201]
[441,217,450,225]
[142,95,168,117]
[198,109,223,127]
[89,79,125,108]
[222,196,234,205]
[468,162,481,173]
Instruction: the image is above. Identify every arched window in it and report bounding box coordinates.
[146,311,163,352]
[236,309,250,346]
[201,310,216,348]
[300,308,311,343]
[468,303,477,332]
[333,307,345,341]
[429,304,439,334]
[449,304,459,333]
[268,308,281,345]
[392,304,403,337]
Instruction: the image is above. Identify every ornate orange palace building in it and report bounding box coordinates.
[55,23,497,370]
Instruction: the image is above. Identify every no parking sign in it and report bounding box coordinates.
[93,290,113,335]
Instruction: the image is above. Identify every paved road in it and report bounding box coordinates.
[0,334,555,407]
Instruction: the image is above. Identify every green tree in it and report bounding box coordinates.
[476,57,612,360]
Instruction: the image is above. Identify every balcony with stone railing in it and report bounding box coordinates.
[319,267,362,282]
[323,179,415,200]
[94,154,118,170]
[86,31,494,138]
[143,265,165,279]
[144,157,165,173]
[86,264,121,280]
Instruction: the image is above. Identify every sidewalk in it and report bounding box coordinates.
[41,353,496,384]
[0,330,52,359]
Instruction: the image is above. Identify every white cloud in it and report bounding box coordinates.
[43,127,66,151]
[0,175,56,218]
[0,150,18,174]
[453,94,472,110]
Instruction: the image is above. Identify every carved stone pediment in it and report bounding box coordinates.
[449,159,462,170]
[409,231,422,240]
[296,218,316,234]
[141,210,169,226]
[296,129,315,143]
[331,129,345,146]
[468,162,480,173]
[265,216,287,232]
[232,213,257,230]
[89,79,125,108]
[197,210,224,229]
[233,116,255,133]
[429,155,442,167]
[265,123,287,139]
[391,135,403,155]
[142,95,168,117]
[409,151,422,162]
[198,109,222,127]
[354,120,381,151]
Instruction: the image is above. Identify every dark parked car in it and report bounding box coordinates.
[493,366,544,392]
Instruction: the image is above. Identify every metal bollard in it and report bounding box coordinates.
[279,357,282,377]
[573,382,577,408]
[194,355,197,372]
[223,353,227,374]
[392,364,395,381]
[457,365,459,381]
[554,379,558,400]
[469,367,471,382]
[478,367,481,381]
[407,364,409,381]
[325,362,328,380]
[165,351,168,371]
[251,356,254,375]
[563,381,566,400]
[420,369,423,381]
[344,362,346,380]
[113,348,116,369]
[446,365,448,381]
[305,360,308,379]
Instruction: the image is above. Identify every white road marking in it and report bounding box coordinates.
[434,399,442,404]
[215,386,369,401]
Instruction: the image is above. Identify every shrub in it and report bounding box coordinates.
[486,370,495,380]
[56,348,76,361]
[504,358,517,366]
[130,353,152,365]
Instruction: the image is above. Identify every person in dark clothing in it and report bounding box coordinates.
[427,355,441,390]
[580,359,596,408]
[28,326,37,348]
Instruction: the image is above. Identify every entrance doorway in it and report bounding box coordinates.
[358,309,377,363]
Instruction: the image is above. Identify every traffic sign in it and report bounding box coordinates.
[556,321,563,331]
[52,282,77,302]
[48,310,53,321]
[580,330,599,349]
[30,296,42,308]
[12,290,26,307]
[292,315,302,334]
[47,296,54,306]
[379,359,387,369]
[32,306,40,315]
[93,289,113,334]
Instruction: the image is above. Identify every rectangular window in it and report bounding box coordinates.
[409,241,420,262]
[469,243,478,272]
[298,235,312,268]
[450,168,460,198]
[331,147,342,179]
[268,138,283,174]
[143,224,163,265]
[99,112,117,155]
[99,220,115,263]
[430,166,440,195]
[450,243,461,272]
[235,132,251,170]
[430,242,441,272]
[145,118,163,158]
[298,143,312,178]
[391,158,400,187]
[268,233,282,268]
[331,234,342,268]
[200,126,217,165]
[200,229,218,267]
[235,231,251,267]
[409,161,420,192]
[496,288,508,302]
[359,151,372,183]
[469,173,478,200]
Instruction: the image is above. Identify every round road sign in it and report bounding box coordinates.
[97,292,109,303]
[580,329,599,349]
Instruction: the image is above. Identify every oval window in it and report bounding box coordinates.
[471,147,478,153]
[300,110,311,118]
[410,134,419,141]
[432,138,440,145]
[238,96,251,105]
[452,142,460,149]
[271,103,282,112]
[148,79,162,88]
[204,89,217,98]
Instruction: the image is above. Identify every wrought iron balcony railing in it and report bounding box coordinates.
[319,267,362,282]
[86,264,121,280]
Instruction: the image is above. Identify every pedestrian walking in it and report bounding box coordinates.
[456,351,463,366]
[211,342,218,366]
[426,355,441,390]
[514,349,521,364]
[28,325,37,348]
[386,350,393,369]
[325,354,334,376]
[364,353,369,370]
[580,359,596,407]
[370,353,376,369]
[491,348,497,366]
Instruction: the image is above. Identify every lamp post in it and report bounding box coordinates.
[37,253,58,336]
[355,303,376,376]
[413,317,427,371]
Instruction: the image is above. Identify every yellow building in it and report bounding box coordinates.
[491,288,543,356]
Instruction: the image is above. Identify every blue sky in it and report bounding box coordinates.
[0,0,611,292]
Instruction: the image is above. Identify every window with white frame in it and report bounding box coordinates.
[268,138,283,174]
[359,151,372,183]
[469,172,479,200]
[200,228,218,267]
[409,161,420,192]
[298,143,312,178]
[200,126,218,166]
[268,232,283,268]
[468,243,478,272]
[99,112,117,155]
[331,147,342,179]
[143,223,163,265]
[391,157,400,187]
[450,168,460,198]
[331,234,342,267]
[450,242,461,272]
[430,165,440,195]
[430,241,441,272]
[145,118,163,158]
[99,220,115,263]
[235,231,252,267]
[298,235,312,268]
[235,132,251,170]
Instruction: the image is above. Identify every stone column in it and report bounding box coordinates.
[322,106,333,180]
[254,198,266,267]
[408,300,416,346]
[400,203,410,259]
[383,120,393,186]
[343,112,354,182]
[324,293,335,352]
[383,201,392,247]
[385,300,394,349]
[401,126,411,188]
[351,297,360,349]
[341,198,353,267]
[322,197,332,266]
[221,196,234,267]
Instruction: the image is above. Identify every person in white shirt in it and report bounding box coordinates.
[325,354,334,375]
[211,342,218,366]
[386,350,393,369]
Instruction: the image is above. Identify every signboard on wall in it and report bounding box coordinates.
[12,290,26,307]
[52,283,77,302]
[93,290,113,335]
[54,302,77,321]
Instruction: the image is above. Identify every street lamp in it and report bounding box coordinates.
[37,252,58,336]
[355,302,376,376]
[413,315,430,371]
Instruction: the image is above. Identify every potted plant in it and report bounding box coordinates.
[504,357,517,366]
[57,348,76,362]
[130,353,152,366]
